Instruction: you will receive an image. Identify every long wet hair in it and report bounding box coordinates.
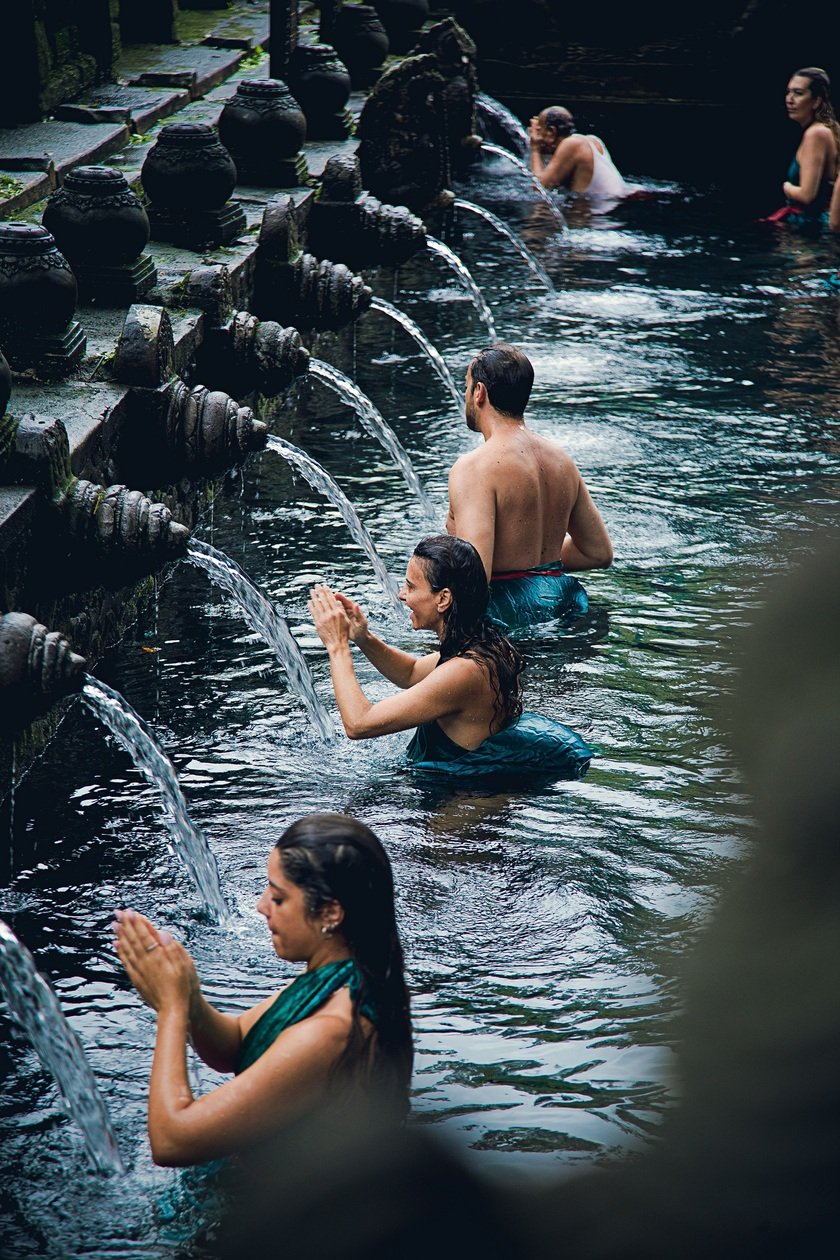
[413,534,523,729]
[276,813,412,1115]
[794,67,840,161]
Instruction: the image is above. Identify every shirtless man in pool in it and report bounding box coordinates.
[445,343,613,628]
[529,105,628,198]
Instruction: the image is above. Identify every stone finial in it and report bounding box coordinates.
[113,305,176,388]
[0,612,87,706]
[181,264,234,326]
[0,413,73,496]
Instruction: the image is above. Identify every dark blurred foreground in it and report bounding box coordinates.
[200,535,840,1259]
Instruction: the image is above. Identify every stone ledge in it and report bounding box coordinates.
[54,86,191,135]
[0,121,131,180]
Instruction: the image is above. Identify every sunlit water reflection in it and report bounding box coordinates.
[2,167,839,1254]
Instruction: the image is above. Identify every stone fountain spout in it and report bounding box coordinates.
[255,198,372,331]
[307,155,428,269]
[197,311,311,398]
[58,479,189,560]
[0,612,87,727]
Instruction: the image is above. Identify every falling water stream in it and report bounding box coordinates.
[454,198,554,291]
[476,92,530,159]
[81,677,227,922]
[425,236,498,342]
[0,919,123,1174]
[184,538,334,741]
[480,141,567,229]
[265,435,402,608]
[308,358,435,512]
[367,297,463,409]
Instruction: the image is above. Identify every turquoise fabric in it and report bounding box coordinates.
[236,958,374,1074]
[783,157,832,224]
[406,713,594,780]
[488,561,589,631]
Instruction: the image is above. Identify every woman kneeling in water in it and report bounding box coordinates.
[114,814,412,1166]
[309,534,592,777]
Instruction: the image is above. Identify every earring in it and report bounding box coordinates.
[321,922,335,936]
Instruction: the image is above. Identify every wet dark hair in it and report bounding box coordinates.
[542,105,577,137]
[793,67,840,159]
[468,343,534,417]
[276,813,412,1115]
[412,534,523,728]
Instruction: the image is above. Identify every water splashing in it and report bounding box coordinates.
[425,236,497,342]
[368,298,462,410]
[454,198,554,291]
[184,539,335,741]
[480,142,566,231]
[476,93,529,159]
[265,435,402,609]
[308,359,434,513]
[81,677,228,922]
[0,918,123,1173]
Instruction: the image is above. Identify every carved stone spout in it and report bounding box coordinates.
[57,480,189,558]
[116,377,267,486]
[0,612,87,720]
[161,380,268,471]
[196,311,310,397]
[307,154,427,268]
[255,198,372,330]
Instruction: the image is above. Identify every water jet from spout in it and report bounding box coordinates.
[0,918,124,1174]
[265,435,401,610]
[308,358,435,513]
[81,677,228,922]
[454,199,554,292]
[367,298,462,411]
[424,236,498,342]
[184,539,334,742]
[480,142,566,231]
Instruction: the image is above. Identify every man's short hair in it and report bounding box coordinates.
[469,344,534,417]
[541,106,576,137]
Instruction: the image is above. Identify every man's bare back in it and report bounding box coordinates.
[445,346,613,580]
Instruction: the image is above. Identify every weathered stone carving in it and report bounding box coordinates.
[113,305,176,389]
[287,44,353,141]
[0,224,86,379]
[0,613,87,719]
[356,54,448,210]
[307,155,427,268]
[58,479,189,558]
[196,311,310,397]
[331,4,390,89]
[255,198,372,330]
[42,166,157,303]
[117,377,267,485]
[0,412,73,497]
[413,18,482,175]
[141,123,246,250]
[218,79,309,187]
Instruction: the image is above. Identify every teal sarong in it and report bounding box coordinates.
[488,562,589,631]
[236,958,374,1074]
[406,713,594,780]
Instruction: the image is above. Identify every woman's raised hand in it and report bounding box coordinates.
[309,583,352,651]
[113,908,198,1014]
[334,592,369,644]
